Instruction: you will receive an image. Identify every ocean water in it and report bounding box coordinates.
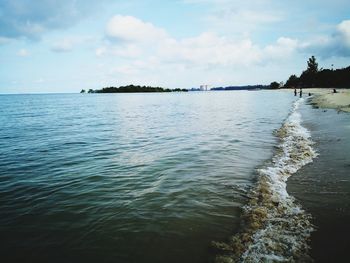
[0,91,313,262]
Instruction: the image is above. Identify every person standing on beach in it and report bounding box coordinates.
[294,88,297,96]
[299,88,303,98]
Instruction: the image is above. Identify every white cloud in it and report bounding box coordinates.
[96,44,142,58]
[184,0,284,36]
[264,37,299,60]
[51,36,96,53]
[106,15,168,43]
[157,32,262,66]
[0,0,111,40]
[96,47,107,56]
[96,14,350,89]
[0,37,12,45]
[337,20,350,46]
[298,20,350,58]
[101,15,300,69]
[51,39,74,52]
[206,8,283,33]
[111,65,140,75]
[17,49,30,57]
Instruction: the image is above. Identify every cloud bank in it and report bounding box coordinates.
[1,0,350,92]
[300,20,350,58]
[0,0,107,40]
[100,15,301,69]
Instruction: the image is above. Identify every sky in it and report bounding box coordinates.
[0,0,349,93]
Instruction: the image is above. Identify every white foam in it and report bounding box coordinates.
[240,98,318,262]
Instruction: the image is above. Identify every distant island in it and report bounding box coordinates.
[80,85,188,93]
[81,84,273,94]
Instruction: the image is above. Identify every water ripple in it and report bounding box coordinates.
[0,92,295,263]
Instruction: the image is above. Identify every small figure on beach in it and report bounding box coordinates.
[294,88,297,96]
[333,88,337,93]
[308,92,312,96]
[299,88,303,98]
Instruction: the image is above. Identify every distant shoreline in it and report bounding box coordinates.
[81,85,187,94]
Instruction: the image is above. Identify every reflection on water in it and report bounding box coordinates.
[0,91,295,262]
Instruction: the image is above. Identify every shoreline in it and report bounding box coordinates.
[213,98,317,262]
[287,97,350,261]
[303,88,350,112]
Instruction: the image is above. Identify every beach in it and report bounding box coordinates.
[304,88,350,112]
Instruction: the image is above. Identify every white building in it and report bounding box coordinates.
[200,85,209,91]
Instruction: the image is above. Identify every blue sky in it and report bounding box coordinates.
[0,0,349,93]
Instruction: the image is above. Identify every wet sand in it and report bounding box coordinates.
[305,88,350,112]
[287,99,350,262]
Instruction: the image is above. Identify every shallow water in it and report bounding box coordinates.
[214,98,317,262]
[0,91,295,262]
[288,102,350,262]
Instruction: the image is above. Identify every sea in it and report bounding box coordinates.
[0,91,349,262]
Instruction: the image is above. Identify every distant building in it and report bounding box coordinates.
[200,85,209,91]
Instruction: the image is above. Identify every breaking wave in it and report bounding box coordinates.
[213,98,318,262]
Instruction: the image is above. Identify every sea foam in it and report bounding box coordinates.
[214,98,318,262]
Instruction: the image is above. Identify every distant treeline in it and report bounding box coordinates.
[272,56,350,89]
[81,85,188,93]
[211,85,269,91]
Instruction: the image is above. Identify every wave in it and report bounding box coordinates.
[213,98,318,262]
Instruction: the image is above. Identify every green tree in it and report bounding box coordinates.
[285,74,299,88]
[80,89,86,93]
[307,55,318,73]
[300,56,319,87]
[270,81,280,89]
[88,89,94,93]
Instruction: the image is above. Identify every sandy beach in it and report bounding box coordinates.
[305,88,350,112]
